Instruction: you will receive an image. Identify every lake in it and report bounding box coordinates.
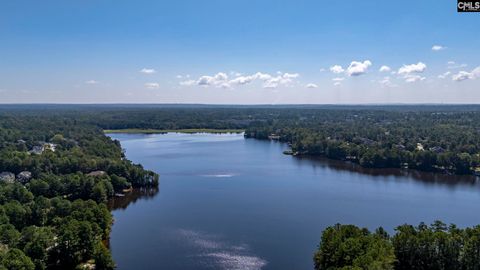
[108,133,480,270]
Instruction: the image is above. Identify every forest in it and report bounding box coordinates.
[314,221,480,270]
[19,103,480,176]
[243,108,480,175]
[2,104,480,269]
[0,110,158,269]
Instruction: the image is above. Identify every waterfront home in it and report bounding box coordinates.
[44,142,57,152]
[16,171,32,184]
[268,134,280,140]
[0,172,15,183]
[416,143,424,151]
[429,146,445,153]
[29,145,44,155]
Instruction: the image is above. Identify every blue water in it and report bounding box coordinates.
[108,133,480,270]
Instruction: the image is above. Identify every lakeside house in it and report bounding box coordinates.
[16,171,32,184]
[429,146,445,153]
[29,145,45,155]
[268,134,281,140]
[416,143,424,151]
[28,142,58,155]
[44,142,57,152]
[0,172,15,183]
[0,171,33,184]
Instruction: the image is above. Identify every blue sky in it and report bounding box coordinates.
[1,0,479,104]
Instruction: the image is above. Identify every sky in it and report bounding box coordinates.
[0,0,479,104]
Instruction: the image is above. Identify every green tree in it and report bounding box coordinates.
[314,224,395,270]
[1,248,35,270]
[93,241,115,270]
[462,226,480,270]
[20,226,55,270]
[0,224,21,248]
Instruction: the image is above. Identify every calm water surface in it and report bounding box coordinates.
[108,133,480,270]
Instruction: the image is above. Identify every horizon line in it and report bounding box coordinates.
[1,102,480,106]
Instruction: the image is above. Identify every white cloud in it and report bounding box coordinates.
[398,62,427,75]
[396,62,427,83]
[229,72,270,85]
[473,67,480,77]
[197,72,229,86]
[379,65,391,72]
[181,71,299,89]
[144,82,160,89]
[85,80,98,84]
[256,72,273,80]
[346,60,372,76]
[262,73,299,89]
[229,75,256,85]
[305,83,318,88]
[452,66,480,82]
[330,65,344,74]
[140,68,156,74]
[432,45,446,51]
[452,71,472,81]
[404,74,426,83]
[263,79,280,89]
[333,82,341,86]
[438,71,451,79]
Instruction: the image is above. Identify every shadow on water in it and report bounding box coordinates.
[107,187,160,211]
[293,155,480,188]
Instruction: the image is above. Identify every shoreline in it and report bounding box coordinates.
[104,128,245,134]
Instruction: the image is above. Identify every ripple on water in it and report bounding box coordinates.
[176,229,267,270]
[200,173,237,178]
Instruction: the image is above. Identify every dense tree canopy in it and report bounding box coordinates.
[0,110,158,269]
[315,222,480,270]
[243,108,480,175]
[314,224,395,270]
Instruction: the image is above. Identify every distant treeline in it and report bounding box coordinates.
[5,105,480,175]
[244,110,480,175]
[315,221,480,270]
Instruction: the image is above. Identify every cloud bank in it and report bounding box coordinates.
[181,71,300,89]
